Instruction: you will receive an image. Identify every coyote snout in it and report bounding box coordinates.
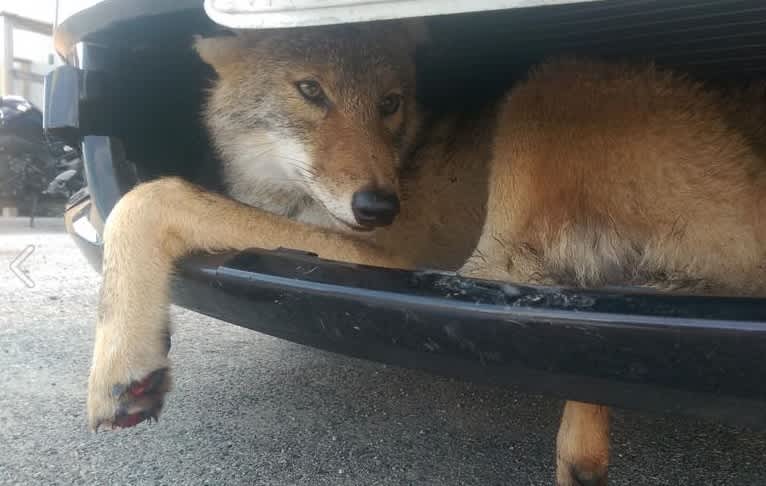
[309,118,403,229]
[352,188,400,227]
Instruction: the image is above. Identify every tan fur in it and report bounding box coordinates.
[87,23,765,485]
[556,402,610,486]
[463,60,766,297]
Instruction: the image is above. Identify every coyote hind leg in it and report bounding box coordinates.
[556,401,610,486]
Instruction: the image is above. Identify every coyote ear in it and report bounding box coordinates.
[194,31,247,73]
[401,18,430,47]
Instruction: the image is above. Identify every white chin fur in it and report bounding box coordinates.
[223,133,311,213]
[222,131,355,229]
[226,133,308,187]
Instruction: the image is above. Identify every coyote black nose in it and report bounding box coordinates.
[352,189,400,227]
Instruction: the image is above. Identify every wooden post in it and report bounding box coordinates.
[0,14,13,96]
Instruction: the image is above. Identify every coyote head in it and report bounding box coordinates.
[196,21,428,230]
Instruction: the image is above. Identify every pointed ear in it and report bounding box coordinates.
[194,32,247,74]
[401,18,431,47]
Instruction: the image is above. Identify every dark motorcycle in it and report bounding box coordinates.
[0,95,84,226]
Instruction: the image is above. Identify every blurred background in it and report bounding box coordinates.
[0,1,88,223]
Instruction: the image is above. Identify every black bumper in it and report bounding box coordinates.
[52,0,766,428]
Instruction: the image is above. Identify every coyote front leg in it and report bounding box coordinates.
[88,177,409,431]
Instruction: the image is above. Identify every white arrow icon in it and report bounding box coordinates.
[10,245,35,288]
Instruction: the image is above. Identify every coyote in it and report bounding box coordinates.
[87,21,765,486]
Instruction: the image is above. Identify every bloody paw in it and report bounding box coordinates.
[93,368,170,431]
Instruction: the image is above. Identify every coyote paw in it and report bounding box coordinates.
[556,460,608,486]
[87,330,172,431]
[88,367,172,431]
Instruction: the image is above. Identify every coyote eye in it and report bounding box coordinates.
[379,93,402,116]
[296,80,324,102]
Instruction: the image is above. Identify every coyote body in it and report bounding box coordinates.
[87,22,766,486]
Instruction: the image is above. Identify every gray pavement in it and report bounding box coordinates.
[0,218,764,485]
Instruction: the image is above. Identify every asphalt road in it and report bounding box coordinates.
[0,218,764,486]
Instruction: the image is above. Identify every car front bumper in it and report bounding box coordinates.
[53,0,766,428]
